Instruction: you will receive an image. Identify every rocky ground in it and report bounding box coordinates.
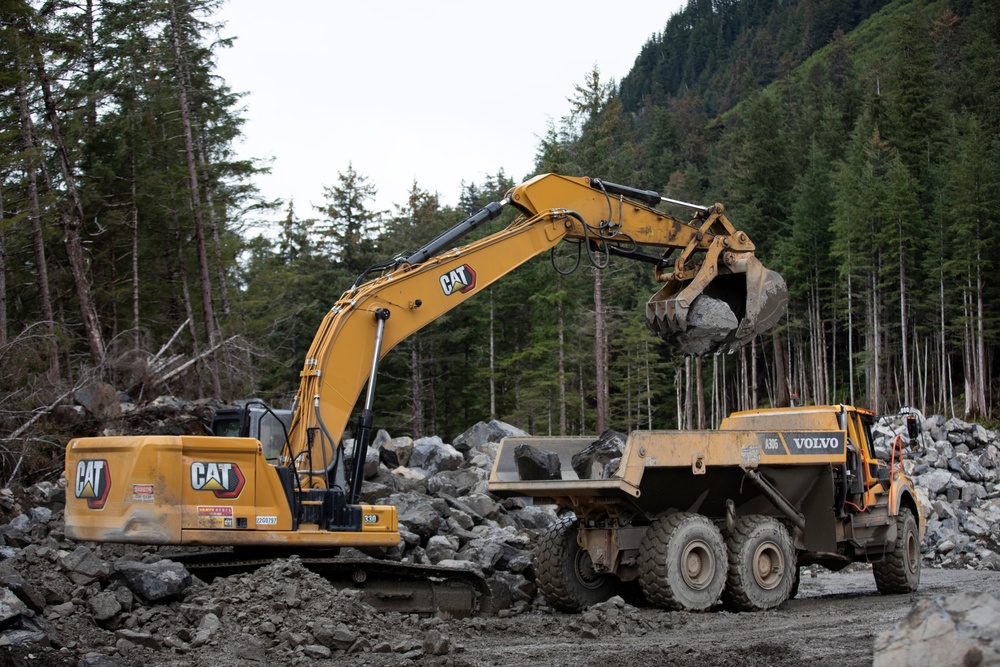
[1,393,999,666]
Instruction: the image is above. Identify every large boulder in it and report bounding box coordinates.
[380,436,414,468]
[453,420,527,455]
[873,591,1000,667]
[112,559,192,602]
[74,382,122,422]
[571,430,626,480]
[408,437,463,474]
[513,444,561,481]
[60,546,110,585]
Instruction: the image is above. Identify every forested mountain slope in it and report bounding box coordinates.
[619,0,892,115]
[0,0,997,489]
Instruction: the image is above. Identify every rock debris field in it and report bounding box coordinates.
[1,394,1000,666]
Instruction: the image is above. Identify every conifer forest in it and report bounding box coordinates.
[1,0,999,485]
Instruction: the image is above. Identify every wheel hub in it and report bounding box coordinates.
[905,527,919,575]
[575,549,606,590]
[680,539,716,591]
[752,541,784,590]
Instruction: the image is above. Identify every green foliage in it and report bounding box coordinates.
[3,0,1000,483]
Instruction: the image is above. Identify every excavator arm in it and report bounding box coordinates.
[286,174,787,495]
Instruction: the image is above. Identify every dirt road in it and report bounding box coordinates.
[406,567,1000,667]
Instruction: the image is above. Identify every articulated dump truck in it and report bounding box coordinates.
[487,405,924,612]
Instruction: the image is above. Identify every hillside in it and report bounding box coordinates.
[619,0,892,116]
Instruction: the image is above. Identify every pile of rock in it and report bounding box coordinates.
[5,390,1000,663]
[874,590,1000,667]
[0,410,567,660]
[345,420,560,602]
[874,414,1000,570]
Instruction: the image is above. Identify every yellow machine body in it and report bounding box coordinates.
[65,435,399,547]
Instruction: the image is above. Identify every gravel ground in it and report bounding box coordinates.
[2,562,997,667]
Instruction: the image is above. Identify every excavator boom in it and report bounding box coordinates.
[289,173,786,488]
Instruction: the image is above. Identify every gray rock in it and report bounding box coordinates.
[380,436,414,468]
[190,612,221,648]
[422,630,450,656]
[0,515,31,547]
[459,493,501,522]
[26,481,65,509]
[115,629,161,650]
[0,627,49,648]
[49,602,74,618]
[425,468,486,497]
[919,469,954,496]
[425,535,460,564]
[390,493,445,539]
[74,381,122,421]
[453,420,528,453]
[88,591,121,622]
[665,295,740,356]
[513,444,562,481]
[498,543,534,573]
[0,589,27,630]
[113,559,192,602]
[60,546,110,585]
[874,591,1000,667]
[490,570,536,604]
[0,573,46,613]
[304,644,333,659]
[510,505,557,531]
[342,439,382,480]
[571,430,626,480]
[409,438,463,474]
[458,539,504,573]
[314,622,356,650]
[78,652,131,667]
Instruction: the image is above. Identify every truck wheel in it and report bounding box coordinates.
[723,515,794,611]
[638,512,726,612]
[788,564,801,600]
[535,515,618,612]
[873,506,921,594]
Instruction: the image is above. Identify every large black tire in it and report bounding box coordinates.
[638,512,727,612]
[723,515,795,611]
[873,506,921,594]
[535,515,618,612]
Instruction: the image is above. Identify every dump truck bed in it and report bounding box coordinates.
[488,426,847,534]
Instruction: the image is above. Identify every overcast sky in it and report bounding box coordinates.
[212,1,686,224]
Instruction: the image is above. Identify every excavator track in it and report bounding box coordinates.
[170,550,499,618]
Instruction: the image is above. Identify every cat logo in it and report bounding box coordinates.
[439,264,477,296]
[190,462,245,499]
[75,459,111,510]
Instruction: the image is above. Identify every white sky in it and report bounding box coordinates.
[213,1,686,224]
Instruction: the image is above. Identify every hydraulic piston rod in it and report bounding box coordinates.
[347,308,390,503]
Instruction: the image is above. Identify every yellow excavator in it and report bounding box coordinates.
[65,173,786,612]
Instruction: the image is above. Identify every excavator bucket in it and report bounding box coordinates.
[646,255,787,355]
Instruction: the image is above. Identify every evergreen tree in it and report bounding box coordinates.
[316,164,383,276]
